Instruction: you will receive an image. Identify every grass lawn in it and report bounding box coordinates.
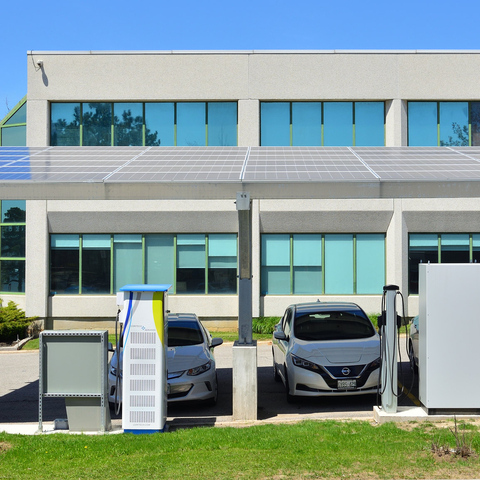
[1,420,479,479]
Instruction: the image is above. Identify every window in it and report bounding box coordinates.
[0,97,27,147]
[408,233,480,294]
[50,233,237,295]
[408,101,472,146]
[0,200,26,293]
[51,102,237,146]
[260,102,385,146]
[261,233,385,295]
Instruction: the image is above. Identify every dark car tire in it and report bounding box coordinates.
[205,374,218,406]
[284,367,295,404]
[273,350,281,382]
[409,341,418,374]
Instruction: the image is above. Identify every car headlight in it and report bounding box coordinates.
[187,361,212,376]
[291,354,321,373]
[367,357,381,370]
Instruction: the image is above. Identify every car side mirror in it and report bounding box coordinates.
[273,331,287,341]
[211,337,223,348]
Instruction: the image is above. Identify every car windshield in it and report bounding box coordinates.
[294,310,375,341]
[168,320,204,347]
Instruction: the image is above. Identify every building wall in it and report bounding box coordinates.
[26,50,480,147]
[24,195,480,324]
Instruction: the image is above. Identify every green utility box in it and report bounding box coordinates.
[39,330,111,432]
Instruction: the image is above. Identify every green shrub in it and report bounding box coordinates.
[0,300,38,343]
[252,316,281,334]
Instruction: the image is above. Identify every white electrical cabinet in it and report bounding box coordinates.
[119,284,170,434]
[419,264,480,412]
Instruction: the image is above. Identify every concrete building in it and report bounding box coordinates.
[2,50,480,330]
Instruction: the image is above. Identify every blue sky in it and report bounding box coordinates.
[2,0,480,118]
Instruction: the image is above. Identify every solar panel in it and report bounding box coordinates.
[2,146,480,184]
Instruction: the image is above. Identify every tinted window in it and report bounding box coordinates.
[294,310,375,341]
[168,321,204,346]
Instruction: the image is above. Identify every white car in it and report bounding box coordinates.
[108,313,223,408]
[408,315,419,373]
[272,301,381,402]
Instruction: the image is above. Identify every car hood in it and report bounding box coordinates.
[291,336,380,364]
[167,344,210,372]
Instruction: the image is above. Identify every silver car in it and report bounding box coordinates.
[108,313,223,408]
[272,301,381,402]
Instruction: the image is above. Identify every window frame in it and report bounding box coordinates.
[50,101,238,147]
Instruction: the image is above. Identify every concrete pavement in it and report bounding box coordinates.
[0,339,418,434]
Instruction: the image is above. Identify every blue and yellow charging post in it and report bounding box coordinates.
[118,284,171,434]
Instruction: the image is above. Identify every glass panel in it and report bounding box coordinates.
[177,234,206,245]
[82,234,110,294]
[4,103,26,125]
[471,102,480,147]
[441,233,469,263]
[114,103,143,146]
[177,234,206,294]
[323,102,353,146]
[113,235,142,292]
[208,234,236,257]
[1,260,25,292]
[1,126,26,146]
[356,234,385,294]
[208,234,237,294]
[325,234,354,294]
[261,266,290,295]
[292,102,321,146]
[50,103,80,146]
[355,102,385,146]
[408,234,438,294]
[82,103,112,146]
[145,234,174,285]
[293,234,321,266]
[439,102,469,146]
[1,200,25,223]
[176,103,206,146]
[261,234,290,266]
[208,102,237,146]
[145,103,173,146]
[1,225,25,257]
[292,235,322,294]
[51,236,80,294]
[293,267,322,294]
[473,234,480,263]
[408,102,438,146]
[177,245,205,268]
[260,103,290,146]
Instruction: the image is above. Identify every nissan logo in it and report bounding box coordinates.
[341,367,351,376]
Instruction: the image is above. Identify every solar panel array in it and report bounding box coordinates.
[2,146,480,183]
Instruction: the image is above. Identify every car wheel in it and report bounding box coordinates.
[206,374,218,406]
[409,341,418,374]
[273,350,281,382]
[284,367,295,404]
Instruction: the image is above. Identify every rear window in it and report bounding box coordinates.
[168,321,204,347]
[294,310,375,341]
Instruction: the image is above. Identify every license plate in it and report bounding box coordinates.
[337,379,356,389]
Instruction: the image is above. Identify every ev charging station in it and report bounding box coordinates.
[117,284,170,434]
[418,264,480,413]
[379,284,401,414]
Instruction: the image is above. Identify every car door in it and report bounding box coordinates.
[276,307,293,381]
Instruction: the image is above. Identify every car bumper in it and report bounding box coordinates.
[107,371,216,405]
[288,364,380,397]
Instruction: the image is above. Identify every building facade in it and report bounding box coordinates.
[2,50,480,329]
